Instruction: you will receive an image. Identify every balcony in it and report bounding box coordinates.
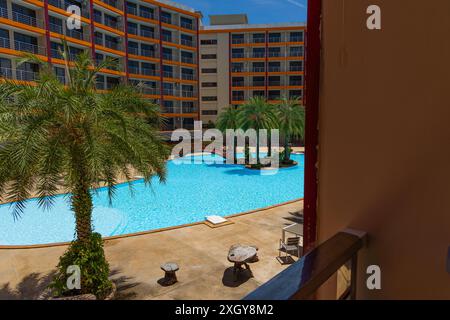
[232,38,245,44]
[162,34,174,43]
[181,73,195,81]
[181,56,194,64]
[104,18,120,30]
[104,39,120,50]
[268,66,282,72]
[268,37,282,43]
[244,230,366,300]
[127,25,138,35]
[290,36,303,42]
[289,50,304,57]
[14,40,45,55]
[0,67,39,82]
[181,38,195,47]
[102,0,120,10]
[251,67,265,73]
[232,81,245,87]
[128,66,139,74]
[141,48,157,58]
[140,29,156,39]
[160,16,172,24]
[268,51,282,58]
[49,22,63,34]
[289,66,303,72]
[140,10,155,20]
[252,38,266,44]
[251,52,266,58]
[126,6,137,16]
[290,80,303,86]
[141,86,159,95]
[141,68,157,76]
[12,11,43,28]
[162,71,175,78]
[0,7,7,18]
[232,52,245,59]
[162,53,177,61]
[48,0,90,18]
[66,28,86,41]
[252,81,265,87]
[0,37,10,49]
[50,48,63,59]
[180,21,194,30]
[268,81,281,86]
[127,46,139,55]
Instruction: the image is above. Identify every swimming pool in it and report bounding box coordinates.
[0,153,304,245]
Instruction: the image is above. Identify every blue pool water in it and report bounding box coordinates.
[0,153,304,245]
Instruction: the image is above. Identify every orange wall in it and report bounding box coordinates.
[317,0,450,299]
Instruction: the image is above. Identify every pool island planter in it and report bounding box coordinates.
[0,198,304,249]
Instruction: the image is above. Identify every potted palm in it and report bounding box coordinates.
[0,46,169,299]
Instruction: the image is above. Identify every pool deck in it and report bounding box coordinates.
[0,200,303,300]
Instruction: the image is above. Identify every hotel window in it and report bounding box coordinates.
[289,75,303,86]
[268,61,281,72]
[0,57,12,79]
[104,14,118,29]
[181,34,194,47]
[0,28,8,48]
[128,60,139,74]
[252,62,265,72]
[232,48,244,59]
[182,101,195,112]
[268,33,281,43]
[252,33,265,43]
[127,21,138,35]
[14,32,38,54]
[104,35,119,50]
[202,68,217,74]
[49,16,63,34]
[141,25,155,38]
[268,90,281,100]
[182,84,194,97]
[252,76,265,87]
[96,75,105,90]
[268,47,281,58]
[128,41,139,55]
[181,51,194,64]
[289,61,303,71]
[290,46,304,57]
[290,31,304,42]
[232,91,245,101]
[200,39,217,45]
[232,77,245,87]
[232,34,245,44]
[141,63,155,76]
[252,47,265,58]
[162,65,173,78]
[162,29,172,42]
[201,54,217,59]
[139,6,154,19]
[268,76,281,86]
[141,43,155,57]
[54,67,65,84]
[202,82,217,88]
[231,63,244,73]
[126,2,137,15]
[93,9,102,23]
[161,11,172,24]
[182,68,194,80]
[289,90,303,99]
[202,96,218,102]
[163,82,174,95]
[50,42,63,59]
[162,47,173,60]
[253,90,265,98]
[181,16,194,30]
[202,110,218,115]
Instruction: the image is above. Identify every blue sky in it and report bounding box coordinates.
[175,0,308,25]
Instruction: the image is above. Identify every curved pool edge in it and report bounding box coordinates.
[0,198,304,250]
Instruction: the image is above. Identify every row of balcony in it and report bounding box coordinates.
[49,22,89,41]
[126,4,196,30]
[128,68,196,80]
[231,92,303,102]
[231,80,304,87]
[231,34,304,45]
[0,36,47,56]
[127,27,196,47]
[49,0,90,18]
[161,106,198,114]
[231,66,303,73]
[0,7,44,28]
[231,51,304,59]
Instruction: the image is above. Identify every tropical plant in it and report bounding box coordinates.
[276,96,305,163]
[216,105,241,164]
[238,97,278,165]
[0,47,169,297]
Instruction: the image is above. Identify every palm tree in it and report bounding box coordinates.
[238,97,278,165]
[216,105,241,164]
[277,96,305,163]
[0,48,169,297]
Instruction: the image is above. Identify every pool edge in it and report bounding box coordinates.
[0,198,304,250]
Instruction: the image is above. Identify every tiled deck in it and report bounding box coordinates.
[0,200,303,300]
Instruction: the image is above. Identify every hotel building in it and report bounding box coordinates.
[199,14,305,124]
[0,3,305,129]
[0,0,201,130]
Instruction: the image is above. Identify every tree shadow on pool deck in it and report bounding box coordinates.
[0,270,56,300]
[221,267,253,288]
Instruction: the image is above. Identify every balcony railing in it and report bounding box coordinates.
[14,40,45,55]
[268,66,281,72]
[232,38,245,44]
[104,39,119,50]
[141,48,157,58]
[181,38,194,47]
[232,52,245,59]
[268,51,282,58]
[289,50,304,57]
[127,46,139,55]
[252,67,265,72]
[289,66,303,72]
[252,81,265,86]
[141,68,157,76]
[102,0,120,9]
[128,66,139,74]
[0,37,10,48]
[0,7,7,18]
[48,0,90,17]
[160,16,172,24]
[181,56,194,64]
[181,73,195,80]
[127,25,138,35]
[50,48,63,59]
[12,11,42,28]
[49,22,63,34]
[0,67,39,81]
[251,52,266,58]
[140,29,156,39]
[141,86,159,95]
[232,82,245,87]
[162,71,174,78]
[290,80,303,86]
[126,6,137,15]
[104,19,120,30]
[180,21,194,30]
[162,53,177,61]
[66,28,85,40]
[268,81,281,86]
[244,230,367,300]
[290,36,303,42]
[139,10,155,20]
[268,37,282,43]
[252,38,266,43]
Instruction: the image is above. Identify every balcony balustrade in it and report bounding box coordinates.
[0,37,10,49]
[231,38,245,44]
[180,38,194,47]
[181,56,194,64]
[140,29,156,39]
[104,39,119,50]
[126,6,137,16]
[180,21,193,30]
[102,0,120,9]
[14,40,45,55]
[0,7,7,18]
[12,11,42,28]
[139,10,155,20]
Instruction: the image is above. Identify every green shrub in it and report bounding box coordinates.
[49,233,112,299]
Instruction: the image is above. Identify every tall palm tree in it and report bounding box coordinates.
[277,96,305,163]
[0,48,169,297]
[238,97,278,165]
[216,105,241,164]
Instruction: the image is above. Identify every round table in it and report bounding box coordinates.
[227,245,258,281]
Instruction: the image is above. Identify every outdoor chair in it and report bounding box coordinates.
[278,237,302,261]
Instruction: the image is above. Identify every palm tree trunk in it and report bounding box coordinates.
[284,134,290,162]
[233,136,237,164]
[267,133,272,157]
[72,178,93,242]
